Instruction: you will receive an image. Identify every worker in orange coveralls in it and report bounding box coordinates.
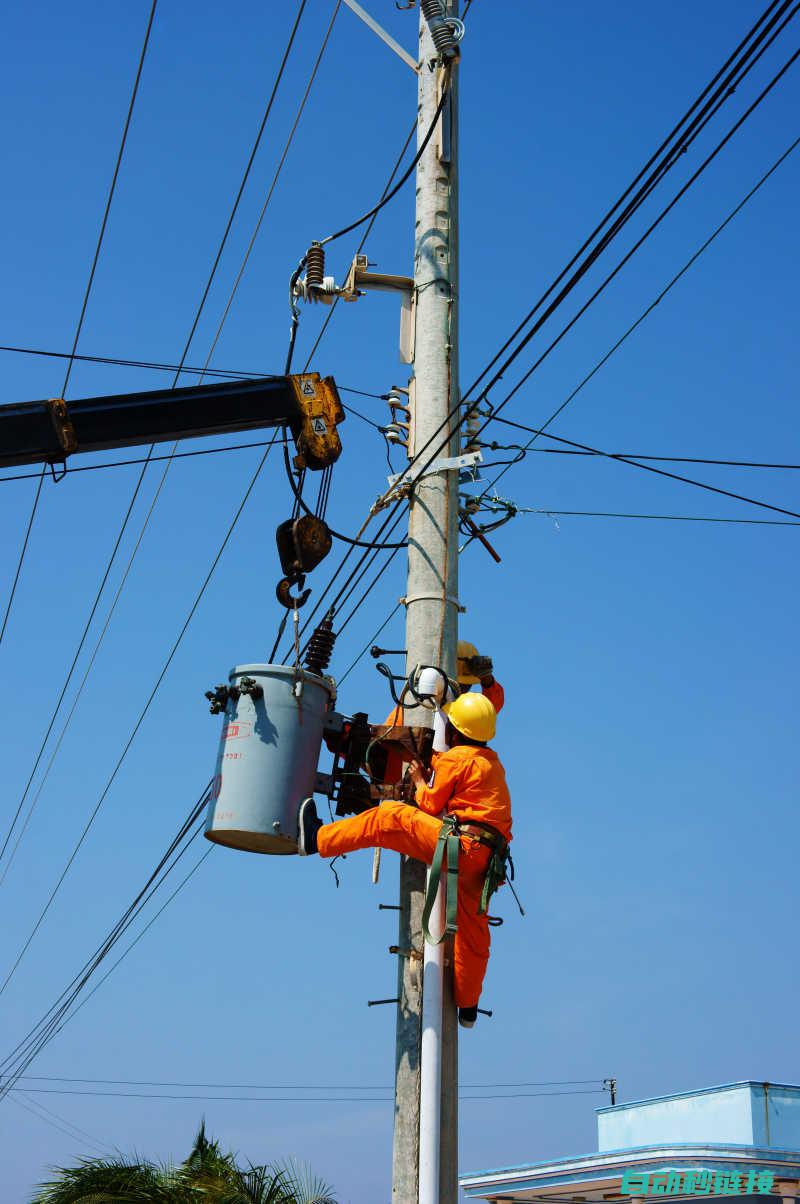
[297,691,512,1029]
[380,641,504,787]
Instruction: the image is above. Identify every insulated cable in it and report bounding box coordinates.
[316,67,451,248]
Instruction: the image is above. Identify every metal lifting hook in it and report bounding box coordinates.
[276,573,311,609]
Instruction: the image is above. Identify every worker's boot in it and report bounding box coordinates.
[458,1006,478,1029]
[297,798,322,856]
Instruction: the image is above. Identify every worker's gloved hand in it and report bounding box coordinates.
[466,654,493,680]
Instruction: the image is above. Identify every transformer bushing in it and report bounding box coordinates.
[204,663,335,855]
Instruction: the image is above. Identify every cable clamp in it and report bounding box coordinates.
[400,592,465,613]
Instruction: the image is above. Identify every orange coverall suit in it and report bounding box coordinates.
[316,744,512,1008]
[381,679,505,786]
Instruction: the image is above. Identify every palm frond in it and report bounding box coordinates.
[271,1158,338,1204]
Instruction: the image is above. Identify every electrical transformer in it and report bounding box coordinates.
[204,663,335,855]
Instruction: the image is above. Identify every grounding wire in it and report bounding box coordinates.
[0,438,277,1002]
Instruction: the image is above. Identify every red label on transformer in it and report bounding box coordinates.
[223,722,252,741]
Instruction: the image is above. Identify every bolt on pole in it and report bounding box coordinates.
[391,4,461,1202]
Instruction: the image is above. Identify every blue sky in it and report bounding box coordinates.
[0,1,798,1200]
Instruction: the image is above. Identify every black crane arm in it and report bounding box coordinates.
[0,373,345,471]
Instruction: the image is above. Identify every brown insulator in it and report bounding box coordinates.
[305,609,337,676]
[306,241,325,291]
[421,0,458,57]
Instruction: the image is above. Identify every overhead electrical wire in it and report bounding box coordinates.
[0,0,159,650]
[408,39,800,530]
[0,2,319,888]
[285,27,800,646]
[317,70,451,248]
[475,508,800,529]
[0,440,276,1001]
[461,0,799,409]
[11,1089,108,1153]
[9,1093,106,1154]
[475,129,800,503]
[18,1075,604,1090]
[10,1086,605,1104]
[0,786,213,1099]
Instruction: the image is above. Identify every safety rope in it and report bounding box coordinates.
[422,815,460,945]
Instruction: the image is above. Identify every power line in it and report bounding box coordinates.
[11,1086,604,1103]
[0,3,159,648]
[17,1075,602,1090]
[461,0,799,410]
[0,787,212,1097]
[464,45,800,478]
[480,433,800,471]
[480,428,800,521]
[0,474,157,876]
[0,439,276,1001]
[12,1089,108,1152]
[476,128,800,500]
[9,1093,105,1154]
[0,470,45,648]
[475,506,800,529]
[0,4,316,887]
[62,0,159,395]
[276,21,800,662]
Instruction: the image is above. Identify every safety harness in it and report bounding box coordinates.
[421,816,521,945]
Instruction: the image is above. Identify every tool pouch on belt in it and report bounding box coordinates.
[421,815,460,946]
[478,841,510,916]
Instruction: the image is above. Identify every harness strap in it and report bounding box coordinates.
[422,815,460,945]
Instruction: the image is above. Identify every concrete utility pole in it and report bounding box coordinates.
[392,4,460,1202]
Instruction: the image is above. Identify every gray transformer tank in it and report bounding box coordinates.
[204,663,335,855]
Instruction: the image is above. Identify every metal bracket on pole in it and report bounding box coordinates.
[341,254,416,363]
[387,449,481,489]
[341,0,419,73]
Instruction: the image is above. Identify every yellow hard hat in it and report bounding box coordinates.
[457,639,480,685]
[443,692,497,742]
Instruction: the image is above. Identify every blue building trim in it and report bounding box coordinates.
[460,1143,800,1197]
